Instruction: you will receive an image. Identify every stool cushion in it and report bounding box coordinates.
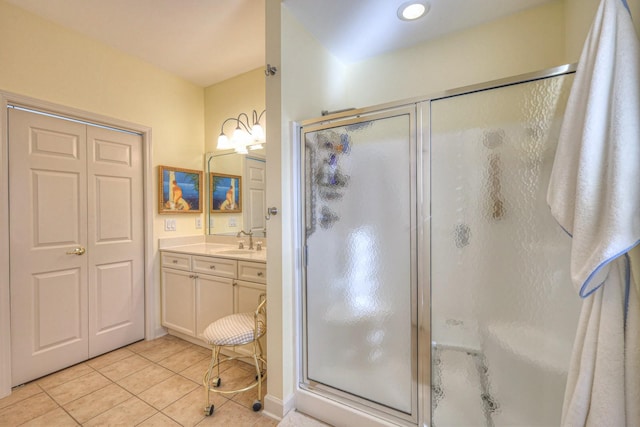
[203,313,265,346]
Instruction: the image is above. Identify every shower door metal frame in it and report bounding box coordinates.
[293,63,577,427]
[297,105,422,426]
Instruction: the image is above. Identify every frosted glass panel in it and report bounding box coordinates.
[303,113,415,416]
[430,74,581,426]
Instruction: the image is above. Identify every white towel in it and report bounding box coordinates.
[561,255,640,426]
[546,0,640,425]
[548,0,640,296]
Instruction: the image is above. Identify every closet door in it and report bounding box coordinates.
[87,126,144,357]
[9,108,90,385]
[9,108,145,386]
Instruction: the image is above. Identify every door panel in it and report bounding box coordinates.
[32,170,81,246]
[87,126,144,357]
[161,268,196,336]
[94,176,133,242]
[9,108,89,386]
[94,261,134,333]
[244,158,266,234]
[32,268,83,352]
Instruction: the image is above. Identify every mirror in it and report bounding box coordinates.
[206,152,267,237]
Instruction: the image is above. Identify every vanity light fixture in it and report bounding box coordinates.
[217,109,266,153]
[397,1,429,21]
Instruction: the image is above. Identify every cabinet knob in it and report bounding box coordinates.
[257,272,264,277]
[210,265,216,270]
[172,260,178,264]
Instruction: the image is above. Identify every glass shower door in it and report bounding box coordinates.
[301,108,418,424]
[429,73,582,426]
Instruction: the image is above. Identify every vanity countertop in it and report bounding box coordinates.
[160,243,266,263]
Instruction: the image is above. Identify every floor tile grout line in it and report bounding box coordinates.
[41,373,125,426]
[1,335,271,427]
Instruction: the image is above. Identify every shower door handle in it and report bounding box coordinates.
[265,207,278,220]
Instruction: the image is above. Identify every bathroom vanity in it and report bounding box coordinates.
[160,243,266,353]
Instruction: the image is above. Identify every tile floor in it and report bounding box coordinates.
[0,335,279,426]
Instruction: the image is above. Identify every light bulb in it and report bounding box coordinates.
[217,133,232,150]
[251,124,265,142]
[231,127,245,143]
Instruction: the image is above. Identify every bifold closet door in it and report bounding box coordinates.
[9,108,144,386]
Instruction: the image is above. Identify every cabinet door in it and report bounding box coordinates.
[235,280,266,313]
[161,268,196,336]
[196,274,234,340]
[235,280,267,356]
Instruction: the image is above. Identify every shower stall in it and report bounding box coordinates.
[297,65,582,426]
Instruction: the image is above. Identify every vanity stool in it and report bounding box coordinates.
[202,294,266,416]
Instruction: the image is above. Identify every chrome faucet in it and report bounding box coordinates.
[236,230,254,250]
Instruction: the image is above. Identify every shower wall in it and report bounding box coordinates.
[429,73,582,426]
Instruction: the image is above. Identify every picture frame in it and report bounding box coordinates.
[210,173,242,213]
[158,165,203,214]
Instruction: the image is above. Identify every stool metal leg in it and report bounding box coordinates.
[203,345,221,416]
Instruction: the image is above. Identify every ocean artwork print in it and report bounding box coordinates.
[210,173,242,213]
[158,166,203,213]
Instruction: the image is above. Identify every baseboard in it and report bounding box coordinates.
[153,327,168,340]
[263,392,295,420]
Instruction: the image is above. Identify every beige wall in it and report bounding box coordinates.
[565,0,640,62]
[345,1,566,108]
[0,0,205,356]
[0,0,206,238]
[204,67,266,234]
[205,68,266,154]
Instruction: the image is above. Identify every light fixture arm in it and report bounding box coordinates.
[216,109,267,152]
[253,110,266,126]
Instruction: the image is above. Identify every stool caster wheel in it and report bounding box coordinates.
[213,377,221,387]
[204,405,214,416]
[252,400,262,412]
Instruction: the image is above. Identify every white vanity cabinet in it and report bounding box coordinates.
[161,252,234,340]
[236,260,267,312]
[160,249,266,346]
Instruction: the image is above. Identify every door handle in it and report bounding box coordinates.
[66,247,86,255]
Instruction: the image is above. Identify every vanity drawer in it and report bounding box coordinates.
[237,261,266,284]
[161,252,191,271]
[192,255,236,279]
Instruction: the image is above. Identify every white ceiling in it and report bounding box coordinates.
[283,0,556,63]
[6,0,555,87]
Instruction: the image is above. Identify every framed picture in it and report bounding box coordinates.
[158,165,203,214]
[210,173,242,213]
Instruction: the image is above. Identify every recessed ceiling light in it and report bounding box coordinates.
[397,1,430,21]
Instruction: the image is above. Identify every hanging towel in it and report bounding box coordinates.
[546,0,640,425]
